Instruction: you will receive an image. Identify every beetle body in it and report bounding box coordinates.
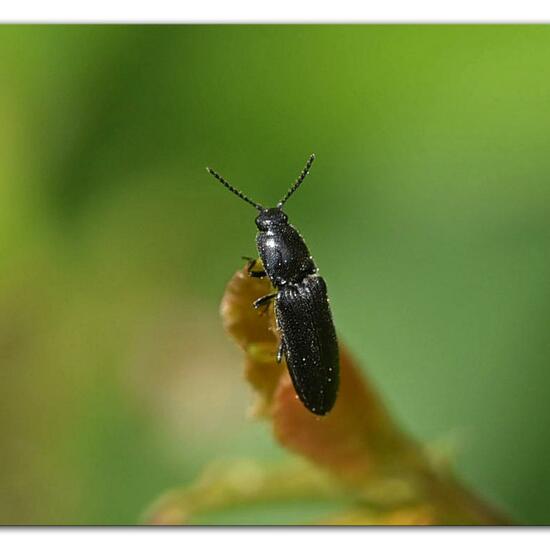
[207,155,339,415]
[274,274,338,414]
[255,207,315,286]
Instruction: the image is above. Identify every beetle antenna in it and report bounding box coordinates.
[206,167,263,210]
[277,153,316,208]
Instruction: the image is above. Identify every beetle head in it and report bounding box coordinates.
[255,208,288,231]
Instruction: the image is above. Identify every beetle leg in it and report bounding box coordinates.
[249,269,267,278]
[243,256,267,278]
[276,339,286,364]
[253,292,277,315]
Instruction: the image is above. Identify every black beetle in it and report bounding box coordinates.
[206,154,339,415]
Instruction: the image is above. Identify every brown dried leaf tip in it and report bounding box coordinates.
[220,263,283,417]
[145,264,511,525]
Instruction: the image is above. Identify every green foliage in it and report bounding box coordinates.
[0,25,549,524]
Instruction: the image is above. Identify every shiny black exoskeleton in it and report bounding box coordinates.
[255,208,315,286]
[206,154,339,415]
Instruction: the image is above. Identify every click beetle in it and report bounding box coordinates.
[206,154,339,415]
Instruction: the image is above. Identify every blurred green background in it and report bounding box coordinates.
[0,24,549,525]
